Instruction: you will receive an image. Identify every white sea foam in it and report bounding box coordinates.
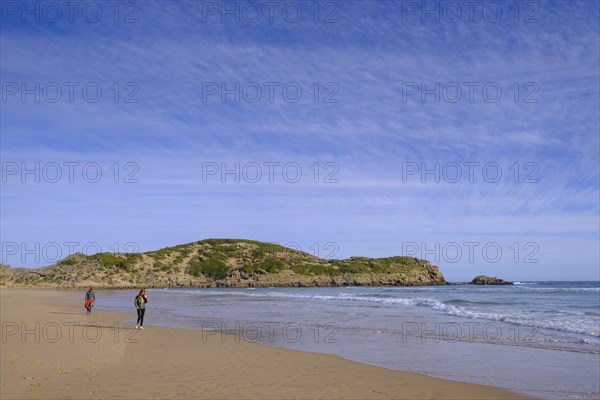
[514,286,599,292]
[162,285,600,339]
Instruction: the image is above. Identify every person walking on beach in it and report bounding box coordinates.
[134,289,148,329]
[84,288,95,314]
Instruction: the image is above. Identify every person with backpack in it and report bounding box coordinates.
[134,289,148,329]
[84,288,95,314]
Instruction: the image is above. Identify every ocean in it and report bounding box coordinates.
[97,282,600,399]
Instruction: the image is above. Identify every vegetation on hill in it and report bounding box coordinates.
[0,239,446,288]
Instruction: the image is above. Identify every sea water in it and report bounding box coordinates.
[98,282,600,399]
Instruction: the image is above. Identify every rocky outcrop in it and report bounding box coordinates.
[212,268,446,288]
[0,239,447,288]
[470,275,513,285]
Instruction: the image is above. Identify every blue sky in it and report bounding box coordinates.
[1,0,598,281]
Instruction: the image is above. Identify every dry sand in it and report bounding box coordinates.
[0,289,531,399]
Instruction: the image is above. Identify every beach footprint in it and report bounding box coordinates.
[23,376,41,387]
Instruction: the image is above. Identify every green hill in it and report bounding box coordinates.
[0,239,446,288]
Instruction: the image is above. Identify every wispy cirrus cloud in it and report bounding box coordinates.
[1,1,598,279]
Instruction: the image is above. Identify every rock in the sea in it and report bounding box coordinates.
[470,275,513,285]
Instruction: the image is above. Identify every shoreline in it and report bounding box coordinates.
[0,275,450,290]
[1,288,532,399]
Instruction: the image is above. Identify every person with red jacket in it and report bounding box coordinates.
[84,288,95,314]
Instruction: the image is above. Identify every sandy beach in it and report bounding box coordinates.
[0,289,530,399]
